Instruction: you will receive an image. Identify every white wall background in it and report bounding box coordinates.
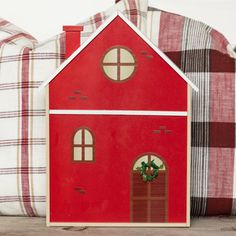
[1,0,235,46]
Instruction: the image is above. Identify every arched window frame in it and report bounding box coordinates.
[73,127,95,162]
[132,153,167,171]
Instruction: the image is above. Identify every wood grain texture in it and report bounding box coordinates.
[0,217,236,236]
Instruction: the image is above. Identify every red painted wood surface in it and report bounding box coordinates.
[49,17,187,111]
[49,115,187,223]
[49,16,189,224]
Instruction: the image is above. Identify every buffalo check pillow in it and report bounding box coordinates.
[146,7,236,216]
[0,0,148,216]
[1,0,236,216]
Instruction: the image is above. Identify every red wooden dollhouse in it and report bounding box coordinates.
[41,12,198,227]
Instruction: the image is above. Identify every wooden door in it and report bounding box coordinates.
[131,154,168,222]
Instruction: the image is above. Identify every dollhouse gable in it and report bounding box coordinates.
[40,12,198,97]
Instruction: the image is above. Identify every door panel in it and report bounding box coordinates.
[150,200,166,222]
[150,172,166,197]
[132,200,148,222]
[132,172,148,197]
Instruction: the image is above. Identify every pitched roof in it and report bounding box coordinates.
[39,11,198,92]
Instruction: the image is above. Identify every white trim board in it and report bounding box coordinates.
[39,11,198,92]
[48,222,190,227]
[49,109,188,116]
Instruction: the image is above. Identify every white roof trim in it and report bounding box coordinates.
[39,11,198,92]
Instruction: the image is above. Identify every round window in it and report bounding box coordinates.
[102,46,136,82]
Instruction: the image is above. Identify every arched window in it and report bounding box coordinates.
[102,46,136,82]
[73,128,94,161]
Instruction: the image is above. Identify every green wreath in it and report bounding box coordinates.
[136,160,163,182]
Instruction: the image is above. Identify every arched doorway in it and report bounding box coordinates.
[131,153,168,222]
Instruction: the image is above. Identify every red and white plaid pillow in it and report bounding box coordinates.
[0,0,148,216]
[1,0,236,217]
[146,7,236,216]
